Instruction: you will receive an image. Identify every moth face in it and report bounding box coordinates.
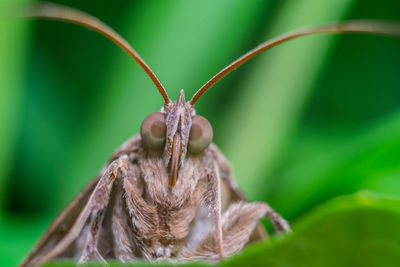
[140,90,213,187]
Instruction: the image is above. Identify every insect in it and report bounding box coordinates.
[17,2,400,267]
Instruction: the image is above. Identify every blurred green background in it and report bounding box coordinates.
[1,0,400,266]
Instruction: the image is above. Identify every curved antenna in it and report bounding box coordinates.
[190,20,400,106]
[24,2,171,104]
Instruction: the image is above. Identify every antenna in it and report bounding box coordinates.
[190,20,400,106]
[25,2,171,104]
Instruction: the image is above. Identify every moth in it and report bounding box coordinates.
[18,3,400,267]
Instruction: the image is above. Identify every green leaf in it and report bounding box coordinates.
[42,260,209,267]
[225,191,400,267]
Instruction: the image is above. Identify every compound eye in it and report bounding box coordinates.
[140,112,166,150]
[188,115,213,154]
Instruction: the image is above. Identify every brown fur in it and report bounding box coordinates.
[20,133,290,267]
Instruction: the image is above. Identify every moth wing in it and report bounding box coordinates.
[210,144,268,242]
[20,176,100,267]
[20,135,141,267]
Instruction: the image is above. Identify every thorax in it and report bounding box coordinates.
[129,147,209,257]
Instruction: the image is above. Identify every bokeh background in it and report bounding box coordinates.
[1,0,400,266]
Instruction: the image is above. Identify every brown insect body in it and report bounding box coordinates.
[17,2,400,267]
[21,91,276,266]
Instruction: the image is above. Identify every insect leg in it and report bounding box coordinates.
[211,144,269,241]
[123,171,158,259]
[78,156,138,264]
[202,161,224,259]
[179,201,270,260]
[33,156,130,267]
[264,202,291,233]
[111,165,144,262]
[77,210,107,265]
